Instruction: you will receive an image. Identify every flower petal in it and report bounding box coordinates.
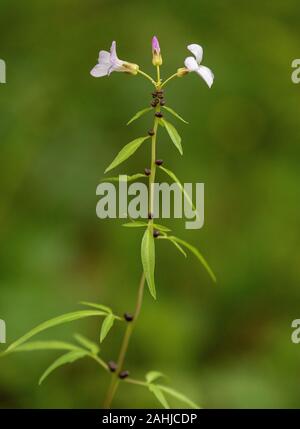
[98,50,110,64]
[152,36,160,54]
[195,65,214,88]
[184,56,199,72]
[187,44,203,64]
[90,63,109,77]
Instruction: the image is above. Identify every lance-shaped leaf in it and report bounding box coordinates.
[123,221,171,232]
[127,107,152,125]
[146,371,165,384]
[149,385,170,409]
[74,334,100,355]
[160,119,183,155]
[162,106,189,124]
[141,227,156,299]
[12,341,81,353]
[102,173,146,183]
[158,236,187,258]
[5,310,108,354]
[167,236,216,283]
[100,314,115,343]
[157,384,200,409]
[39,350,89,385]
[80,301,111,314]
[104,136,150,173]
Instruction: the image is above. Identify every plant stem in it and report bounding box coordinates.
[103,66,161,409]
[103,273,145,408]
[137,69,156,85]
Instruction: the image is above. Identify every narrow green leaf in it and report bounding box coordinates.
[74,334,100,355]
[146,371,165,384]
[141,228,156,299]
[162,106,189,124]
[100,314,115,343]
[80,301,111,314]
[104,136,150,173]
[102,173,146,183]
[5,310,108,354]
[127,107,152,125]
[149,385,170,409]
[161,119,183,155]
[123,222,171,232]
[13,341,81,353]
[159,236,187,258]
[168,236,216,283]
[39,350,88,385]
[157,385,200,409]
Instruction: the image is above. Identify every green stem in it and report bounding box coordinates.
[103,273,145,408]
[137,69,156,85]
[125,377,148,387]
[103,65,161,409]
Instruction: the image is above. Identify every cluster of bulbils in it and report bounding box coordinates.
[90,36,214,88]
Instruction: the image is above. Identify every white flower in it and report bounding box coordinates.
[184,44,214,88]
[90,41,139,77]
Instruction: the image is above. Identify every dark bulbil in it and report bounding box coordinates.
[151,99,159,107]
[108,361,118,372]
[155,159,163,166]
[155,112,163,118]
[144,168,151,176]
[124,312,134,322]
[153,230,160,238]
[148,130,155,136]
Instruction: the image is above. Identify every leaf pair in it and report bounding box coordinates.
[4,310,109,355]
[80,302,119,343]
[159,235,216,283]
[126,106,188,127]
[6,333,102,385]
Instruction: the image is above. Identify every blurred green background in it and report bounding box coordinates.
[1,0,300,409]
